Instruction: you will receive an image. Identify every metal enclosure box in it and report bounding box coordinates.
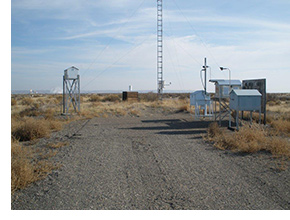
[209,79,242,98]
[64,66,79,79]
[190,90,211,106]
[242,79,266,113]
[229,89,261,111]
[122,91,138,102]
[190,90,213,119]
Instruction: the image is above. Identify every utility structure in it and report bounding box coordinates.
[157,0,164,98]
[210,79,242,126]
[229,89,262,130]
[201,57,209,94]
[63,66,80,114]
[190,58,213,120]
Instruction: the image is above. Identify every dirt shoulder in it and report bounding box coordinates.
[11,112,290,209]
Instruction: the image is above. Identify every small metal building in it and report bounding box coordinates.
[209,79,242,98]
[63,66,80,114]
[122,91,138,102]
[190,90,213,120]
[209,79,242,125]
[229,89,262,130]
[64,66,79,79]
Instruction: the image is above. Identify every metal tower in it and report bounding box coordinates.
[63,66,80,114]
[157,0,163,97]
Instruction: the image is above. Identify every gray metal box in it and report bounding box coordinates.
[190,90,211,106]
[230,89,261,111]
[64,66,79,79]
[242,79,266,113]
[209,79,242,98]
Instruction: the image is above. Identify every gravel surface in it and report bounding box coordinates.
[11,112,290,209]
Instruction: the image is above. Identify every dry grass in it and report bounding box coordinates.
[12,117,51,141]
[11,139,36,192]
[11,117,63,142]
[102,94,121,102]
[139,92,158,102]
[130,109,141,117]
[78,94,191,119]
[11,99,17,106]
[270,119,290,136]
[88,94,102,102]
[11,139,58,193]
[206,94,290,169]
[21,97,34,106]
[206,122,290,158]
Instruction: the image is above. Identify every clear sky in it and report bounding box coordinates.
[11,0,290,93]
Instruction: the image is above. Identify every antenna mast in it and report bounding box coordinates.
[157,0,163,98]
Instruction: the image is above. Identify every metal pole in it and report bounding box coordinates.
[229,69,231,89]
[157,0,163,99]
[236,110,239,130]
[63,75,66,114]
[219,87,222,126]
[264,79,266,125]
[78,75,80,112]
[229,109,231,128]
[259,108,261,125]
[204,57,207,94]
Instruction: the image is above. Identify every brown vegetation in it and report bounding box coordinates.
[207,93,290,162]
[11,139,58,193]
[207,122,290,159]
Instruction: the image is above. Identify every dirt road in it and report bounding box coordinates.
[11,112,290,209]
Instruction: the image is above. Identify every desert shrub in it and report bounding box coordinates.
[130,109,141,117]
[11,139,59,193]
[270,119,290,136]
[11,99,17,106]
[55,95,63,103]
[230,125,267,153]
[12,118,50,141]
[206,123,290,158]
[89,94,102,102]
[43,108,55,119]
[177,104,189,112]
[21,97,34,106]
[115,108,127,116]
[178,93,189,100]
[241,111,273,124]
[11,139,37,192]
[140,92,158,102]
[207,124,267,153]
[102,94,120,102]
[47,119,63,131]
[267,93,276,102]
[269,136,290,157]
[19,107,41,117]
[268,101,279,106]
[207,122,222,138]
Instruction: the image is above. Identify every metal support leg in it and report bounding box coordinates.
[219,97,222,126]
[236,110,239,131]
[229,109,231,128]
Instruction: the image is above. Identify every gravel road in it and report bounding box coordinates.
[11,112,290,209]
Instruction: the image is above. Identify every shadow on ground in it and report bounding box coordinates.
[123,119,230,137]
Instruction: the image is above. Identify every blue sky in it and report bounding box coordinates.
[11,0,290,92]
